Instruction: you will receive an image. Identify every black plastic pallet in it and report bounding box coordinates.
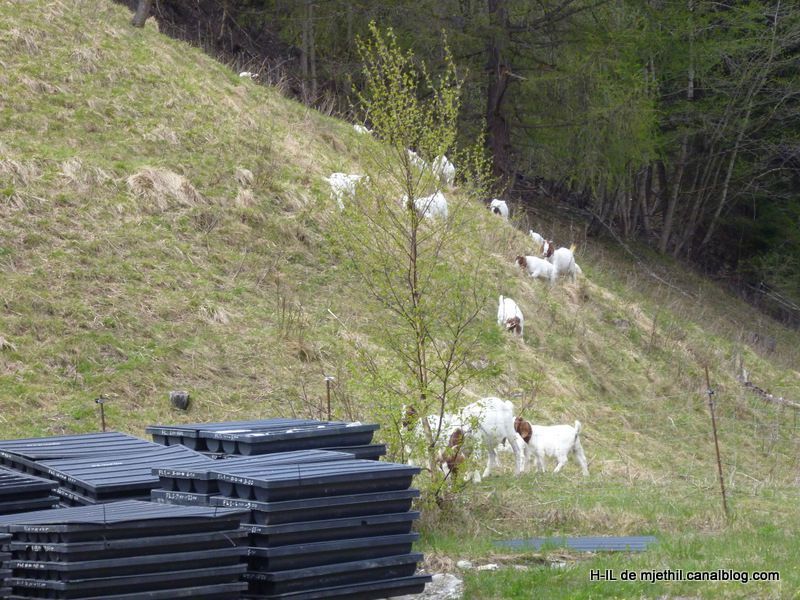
[9,529,247,562]
[243,511,420,547]
[211,489,420,525]
[0,433,161,463]
[242,574,431,600]
[0,469,58,499]
[9,529,248,562]
[0,497,60,515]
[202,424,379,456]
[10,546,245,580]
[37,446,214,501]
[246,533,419,571]
[7,581,247,600]
[154,450,353,495]
[244,553,423,595]
[146,420,327,451]
[321,445,386,461]
[8,564,245,598]
[212,460,419,502]
[0,500,246,543]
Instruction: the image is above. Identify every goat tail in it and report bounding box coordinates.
[574,420,582,436]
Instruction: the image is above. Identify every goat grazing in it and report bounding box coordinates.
[324,172,366,210]
[497,295,523,336]
[515,255,555,283]
[515,417,589,476]
[432,155,456,187]
[238,71,258,79]
[407,149,428,171]
[353,124,371,135]
[441,397,527,482]
[489,199,509,219]
[411,191,448,219]
[403,398,527,482]
[547,246,579,282]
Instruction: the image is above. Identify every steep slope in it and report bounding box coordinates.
[2,2,800,597]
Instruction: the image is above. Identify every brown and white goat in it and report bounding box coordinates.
[515,416,589,476]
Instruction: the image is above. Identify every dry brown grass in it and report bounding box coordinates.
[199,304,232,325]
[234,188,256,208]
[0,158,40,186]
[4,27,40,54]
[235,168,254,187]
[20,76,62,95]
[143,125,180,146]
[0,335,17,352]
[126,167,205,211]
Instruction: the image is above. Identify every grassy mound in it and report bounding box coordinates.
[1,2,799,597]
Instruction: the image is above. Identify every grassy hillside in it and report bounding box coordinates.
[1,1,800,598]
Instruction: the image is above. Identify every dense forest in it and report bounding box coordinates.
[127,0,800,325]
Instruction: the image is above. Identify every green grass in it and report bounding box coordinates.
[1,1,800,597]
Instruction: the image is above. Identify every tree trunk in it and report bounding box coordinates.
[308,1,317,100]
[659,135,688,253]
[131,0,153,28]
[701,111,749,247]
[660,0,694,254]
[485,0,511,178]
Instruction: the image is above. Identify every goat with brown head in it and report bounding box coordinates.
[506,316,522,335]
[401,405,418,430]
[439,427,468,476]
[514,416,533,444]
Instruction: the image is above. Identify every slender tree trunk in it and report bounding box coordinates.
[640,165,653,237]
[308,1,317,99]
[659,136,688,253]
[701,110,749,247]
[301,4,309,100]
[131,0,153,28]
[660,0,694,254]
[485,0,511,178]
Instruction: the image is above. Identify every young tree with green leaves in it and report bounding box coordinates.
[335,23,495,495]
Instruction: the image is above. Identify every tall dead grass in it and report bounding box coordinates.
[126,167,204,211]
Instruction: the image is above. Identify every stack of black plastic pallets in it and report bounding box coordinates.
[1,532,10,598]
[207,457,428,599]
[0,468,59,515]
[0,500,248,599]
[0,432,215,506]
[146,419,387,460]
[151,449,355,507]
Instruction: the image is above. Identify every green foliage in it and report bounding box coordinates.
[337,24,499,496]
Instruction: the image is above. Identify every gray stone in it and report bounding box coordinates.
[391,573,464,600]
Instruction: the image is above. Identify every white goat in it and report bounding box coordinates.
[497,295,523,336]
[515,417,589,476]
[407,150,428,171]
[441,397,527,482]
[547,246,579,282]
[432,155,456,187]
[402,398,527,482]
[324,172,366,210]
[412,191,448,219]
[529,230,545,249]
[489,199,509,219]
[401,405,459,468]
[238,71,258,79]
[515,255,555,283]
[353,124,371,135]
